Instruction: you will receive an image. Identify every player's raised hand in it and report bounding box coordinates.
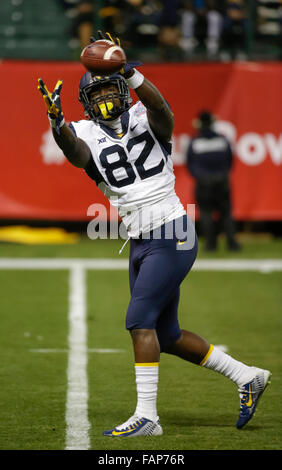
[90,30,121,46]
[90,31,142,77]
[37,78,65,134]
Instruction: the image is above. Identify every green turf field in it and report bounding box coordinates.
[0,234,281,451]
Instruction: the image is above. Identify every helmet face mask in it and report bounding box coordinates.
[79,73,132,123]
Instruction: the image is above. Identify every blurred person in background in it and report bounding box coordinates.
[98,1,124,40]
[180,0,224,57]
[124,0,162,49]
[97,1,163,53]
[221,0,248,60]
[61,0,94,49]
[157,0,183,60]
[186,110,240,252]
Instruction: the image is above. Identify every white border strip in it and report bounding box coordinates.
[65,266,91,450]
[0,258,282,272]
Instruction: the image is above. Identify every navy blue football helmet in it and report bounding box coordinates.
[78,72,132,123]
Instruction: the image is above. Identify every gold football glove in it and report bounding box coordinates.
[37,78,65,134]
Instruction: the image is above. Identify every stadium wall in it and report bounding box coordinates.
[1,60,281,221]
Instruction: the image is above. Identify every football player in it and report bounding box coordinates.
[38,32,271,437]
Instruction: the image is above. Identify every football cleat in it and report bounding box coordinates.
[236,368,271,429]
[103,414,163,437]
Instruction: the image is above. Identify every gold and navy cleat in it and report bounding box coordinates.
[103,415,163,437]
[236,368,271,429]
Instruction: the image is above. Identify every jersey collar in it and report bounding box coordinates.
[99,111,130,139]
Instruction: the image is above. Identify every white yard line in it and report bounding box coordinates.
[194,259,282,273]
[29,348,125,353]
[65,266,91,450]
[0,258,128,270]
[0,258,282,271]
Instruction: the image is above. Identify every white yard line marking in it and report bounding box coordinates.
[88,348,125,353]
[29,348,125,353]
[194,259,282,272]
[65,266,91,451]
[0,258,282,271]
[0,258,129,270]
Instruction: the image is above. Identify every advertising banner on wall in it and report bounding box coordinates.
[0,60,281,221]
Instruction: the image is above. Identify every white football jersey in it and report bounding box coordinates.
[70,101,185,237]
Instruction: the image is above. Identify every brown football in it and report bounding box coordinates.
[80,40,126,75]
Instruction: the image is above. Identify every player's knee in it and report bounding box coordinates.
[126,308,158,331]
[130,328,156,341]
[158,331,182,353]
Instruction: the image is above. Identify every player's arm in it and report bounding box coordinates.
[125,69,174,142]
[37,78,91,168]
[93,31,174,142]
[52,124,91,169]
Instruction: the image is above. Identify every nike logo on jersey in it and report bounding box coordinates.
[177,240,187,245]
[130,123,138,131]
